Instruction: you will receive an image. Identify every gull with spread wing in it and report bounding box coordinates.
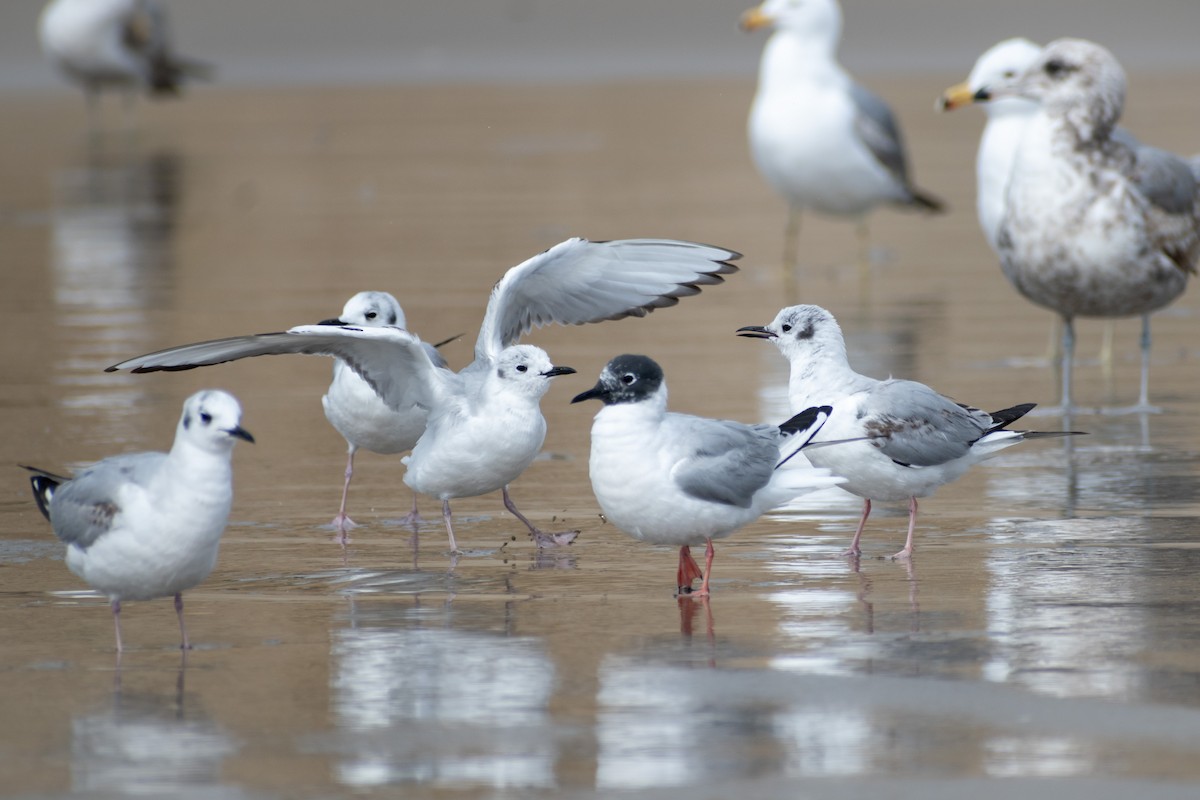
[109,237,739,553]
[23,390,252,653]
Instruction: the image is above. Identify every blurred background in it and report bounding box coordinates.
[3,0,1200,90]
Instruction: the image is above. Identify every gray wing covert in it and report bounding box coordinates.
[863,380,989,467]
[50,453,166,549]
[849,81,910,185]
[671,418,776,508]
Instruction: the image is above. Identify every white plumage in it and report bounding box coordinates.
[109,238,739,554]
[740,0,942,272]
[994,39,1199,411]
[739,305,1077,559]
[39,0,209,102]
[23,390,253,653]
[573,354,843,595]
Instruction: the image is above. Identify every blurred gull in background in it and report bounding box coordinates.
[740,0,943,289]
[39,0,210,130]
[993,39,1200,412]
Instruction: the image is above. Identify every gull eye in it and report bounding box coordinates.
[365,311,377,320]
[199,412,213,425]
[1044,59,1068,77]
[516,364,528,373]
[781,324,793,333]
[621,373,635,385]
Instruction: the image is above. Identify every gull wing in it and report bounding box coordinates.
[669,416,776,509]
[474,238,739,361]
[109,326,454,412]
[859,380,991,467]
[40,453,166,550]
[1131,146,1200,274]
[850,81,910,186]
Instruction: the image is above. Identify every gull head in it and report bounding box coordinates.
[178,390,254,452]
[320,291,405,328]
[737,304,843,362]
[1006,38,1126,136]
[739,0,842,44]
[494,345,576,399]
[571,354,665,407]
[938,37,1041,114]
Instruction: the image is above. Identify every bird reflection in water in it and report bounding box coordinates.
[73,654,239,796]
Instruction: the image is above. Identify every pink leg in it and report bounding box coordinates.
[111,599,123,654]
[175,592,192,650]
[677,545,703,593]
[694,539,716,597]
[501,486,579,548]
[395,490,423,527]
[890,497,918,561]
[441,499,460,554]
[331,447,359,543]
[843,498,871,556]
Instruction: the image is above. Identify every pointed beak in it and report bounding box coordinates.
[736,325,777,340]
[226,426,255,443]
[936,80,978,111]
[739,6,773,31]
[571,381,607,404]
[318,317,347,326]
[542,365,577,379]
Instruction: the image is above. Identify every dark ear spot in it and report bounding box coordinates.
[183,413,191,429]
[497,368,505,379]
[386,311,397,325]
[796,322,815,340]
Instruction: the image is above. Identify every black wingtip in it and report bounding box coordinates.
[987,402,1037,432]
[20,466,61,522]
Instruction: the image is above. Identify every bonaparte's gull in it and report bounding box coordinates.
[109,238,739,553]
[739,305,1081,559]
[23,390,252,653]
[572,353,842,596]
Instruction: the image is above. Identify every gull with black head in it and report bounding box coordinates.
[572,354,843,596]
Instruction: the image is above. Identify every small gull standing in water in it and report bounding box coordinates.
[992,38,1199,412]
[39,0,210,127]
[740,0,943,282]
[120,291,450,541]
[22,390,253,653]
[572,354,843,596]
[316,293,455,536]
[109,238,739,554]
[739,305,1080,559]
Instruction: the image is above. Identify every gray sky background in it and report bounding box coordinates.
[4,1,1200,90]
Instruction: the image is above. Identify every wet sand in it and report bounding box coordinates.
[2,75,1200,797]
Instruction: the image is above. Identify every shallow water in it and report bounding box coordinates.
[3,77,1200,798]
